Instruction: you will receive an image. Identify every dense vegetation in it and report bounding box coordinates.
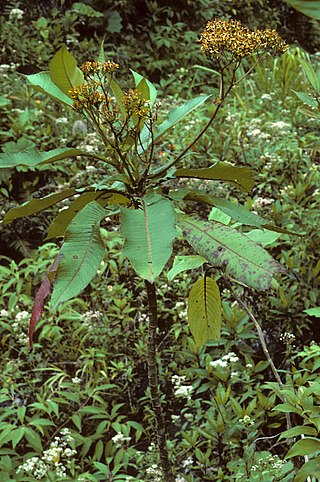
[0,1,319,481]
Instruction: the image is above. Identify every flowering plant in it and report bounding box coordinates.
[0,19,290,481]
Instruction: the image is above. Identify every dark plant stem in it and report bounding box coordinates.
[145,280,175,482]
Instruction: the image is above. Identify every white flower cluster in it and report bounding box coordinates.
[252,196,274,209]
[9,8,24,20]
[82,310,102,328]
[171,375,194,400]
[175,301,187,319]
[15,310,29,322]
[269,121,291,132]
[17,429,76,480]
[251,454,286,473]
[79,132,101,154]
[279,332,296,344]
[56,117,68,124]
[146,464,162,481]
[0,309,8,317]
[111,431,131,448]
[239,414,255,426]
[210,351,239,369]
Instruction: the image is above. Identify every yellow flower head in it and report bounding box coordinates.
[199,19,288,61]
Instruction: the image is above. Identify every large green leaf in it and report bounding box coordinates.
[120,194,176,282]
[178,215,285,290]
[294,457,320,482]
[2,188,76,224]
[187,276,221,347]
[286,0,320,19]
[286,437,320,458]
[49,46,84,96]
[0,147,84,169]
[25,72,73,106]
[46,191,129,239]
[51,202,106,308]
[174,162,254,193]
[167,255,207,281]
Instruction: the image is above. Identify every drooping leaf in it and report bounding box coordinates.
[187,276,221,347]
[174,162,255,193]
[178,214,285,290]
[0,147,84,169]
[46,191,129,239]
[286,0,320,19]
[51,202,106,308]
[29,257,59,348]
[293,457,320,482]
[279,425,317,440]
[121,194,176,282]
[286,437,320,458]
[2,188,76,224]
[25,71,73,106]
[49,46,84,96]
[167,255,207,281]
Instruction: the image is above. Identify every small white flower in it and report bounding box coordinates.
[71,377,81,384]
[56,117,68,124]
[15,311,29,322]
[0,309,9,317]
[111,432,131,448]
[174,385,194,399]
[9,8,24,20]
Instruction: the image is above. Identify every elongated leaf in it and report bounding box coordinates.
[294,457,320,482]
[174,162,254,193]
[246,229,281,246]
[46,191,129,239]
[286,0,320,19]
[139,94,211,151]
[29,257,59,349]
[279,425,317,440]
[167,255,207,281]
[286,437,320,458]
[106,73,126,118]
[0,147,84,169]
[2,188,76,224]
[49,46,84,96]
[51,202,106,308]
[121,194,176,282]
[293,90,318,108]
[300,59,320,91]
[187,276,221,347]
[178,215,285,290]
[25,72,73,106]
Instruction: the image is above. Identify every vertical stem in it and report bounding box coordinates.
[145,280,175,482]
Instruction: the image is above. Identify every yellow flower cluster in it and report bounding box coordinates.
[69,80,105,112]
[80,60,119,76]
[122,89,149,119]
[199,19,288,60]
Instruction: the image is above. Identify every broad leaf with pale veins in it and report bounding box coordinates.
[178,214,285,290]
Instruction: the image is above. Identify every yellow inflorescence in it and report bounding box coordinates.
[69,80,105,112]
[80,60,119,76]
[199,19,288,60]
[122,89,149,119]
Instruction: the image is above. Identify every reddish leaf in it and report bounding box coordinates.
[29,257,59,348]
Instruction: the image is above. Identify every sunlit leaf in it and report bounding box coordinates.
[0,147,84,169]
[187,276,221,347]
[49,46,84,96]
[167,255,207,281]
[25,71,73,106]
[286,437,320,458]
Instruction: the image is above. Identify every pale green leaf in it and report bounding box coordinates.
[2,188,76,224]
[51,201,106,308]
[300,59,320,91]
[121,194,176,282]
[131,69,157,107]
[286,437,320,458]
[25,71,73,106]
[71,2,104,17]
[174,163,254,193]
[304,307,320,317]
[246,229,281,246]
[209,207,231,224]
[167,255,207,281]
[178,215,285,290]
[0,147,84,169]
[49,46,84,96]
[187,276,221,347]
[286,0,320,19]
